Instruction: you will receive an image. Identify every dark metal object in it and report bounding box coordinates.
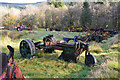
[20,39,35,58]
[85,54,97,66]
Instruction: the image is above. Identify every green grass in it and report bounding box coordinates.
[1,30,119,78]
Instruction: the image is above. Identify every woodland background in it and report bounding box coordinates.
[0,1,119,30]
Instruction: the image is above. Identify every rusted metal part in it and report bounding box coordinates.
[20,39,35,58]
[0,60,25,79]
[86,28,118,42]
[0,45,24,79]
[19,35,96,66]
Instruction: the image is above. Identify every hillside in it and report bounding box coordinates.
[0,2,45,9]
[1,30,119,78]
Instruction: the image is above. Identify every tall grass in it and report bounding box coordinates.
[101,34,119,50]
[1,30,90,78]
[1,30,119,78]
[89,42,103,53]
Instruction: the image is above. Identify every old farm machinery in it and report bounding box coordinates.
[85,27,118,42]
[8,24,31,31]
[0,45,24,79]
[19,35,96,66]
[67,25,118,42]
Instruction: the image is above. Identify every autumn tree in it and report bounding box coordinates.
[2,14,16,29]
[80,2,92,28]
[45,9,52,28]
[47,0,64,8]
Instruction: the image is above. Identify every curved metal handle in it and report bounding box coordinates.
[7,45,14,61]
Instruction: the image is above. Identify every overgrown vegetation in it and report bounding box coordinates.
[1,30,119,78]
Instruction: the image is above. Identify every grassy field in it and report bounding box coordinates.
[1,30,119,78]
